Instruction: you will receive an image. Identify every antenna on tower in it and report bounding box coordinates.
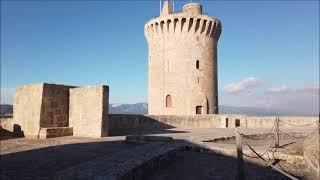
[172,0,174,12]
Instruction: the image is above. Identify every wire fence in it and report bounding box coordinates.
[235,117,319,180]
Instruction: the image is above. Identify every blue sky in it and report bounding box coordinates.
[1,0,319,114]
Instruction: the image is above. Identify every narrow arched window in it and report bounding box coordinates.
[196,60,199,69]
[166,95,172,107]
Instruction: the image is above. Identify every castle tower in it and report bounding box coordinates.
[144,1,222,115]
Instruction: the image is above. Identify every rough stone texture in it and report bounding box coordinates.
[69,86,109,138]
[303,131,320,179]
[13,84,44,138]
[107,114,271,131]
[0,117,15,132]
[12,83,75,138]
[145,2,221,115]
[40,84,75,127]
[2,114,318,138]
[38,127,73,139]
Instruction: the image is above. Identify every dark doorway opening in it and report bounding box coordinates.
[226,118,229,127]
[196,106,202,114]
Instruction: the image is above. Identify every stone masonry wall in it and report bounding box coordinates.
[108,114,319,132]
[0,117,15,132]
[69,86,109,138]
[108,114,247,132]
[11,83,75,138]
[13,84,44,138]
[40,84,75,127]
[1,113,318,138]
[246,116,319,128]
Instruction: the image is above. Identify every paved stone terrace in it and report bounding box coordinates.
[0,127,317,179]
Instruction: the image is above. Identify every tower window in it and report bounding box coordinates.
[166,95,172,107]
[196,60,200,69]
[196,106,202,114]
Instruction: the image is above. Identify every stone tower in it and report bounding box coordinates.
[144,1,221,115]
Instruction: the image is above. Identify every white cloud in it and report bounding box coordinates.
[266,84,319,95]
[223,77,262,93]
[295,84,319,94]
[266,85,292,94]
[220,83,319,115]
[0,88,15,104]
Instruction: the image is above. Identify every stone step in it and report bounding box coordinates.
[39,127,73,139]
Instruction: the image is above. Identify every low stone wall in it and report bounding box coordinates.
[2,114,319,138]
[0,117,14,132]
[303,132,320,179]
[108,114,247,132]
[0,117,24,138]
[246,116,319,128]
[108,114,319,132]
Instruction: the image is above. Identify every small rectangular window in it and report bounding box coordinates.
[196,106,202,114]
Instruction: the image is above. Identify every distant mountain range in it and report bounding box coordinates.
[0,104,13,115]
[0,103,317,116]
[111,103,317,116]
[110,103,148,115]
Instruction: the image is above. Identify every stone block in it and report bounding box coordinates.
[69,85,109,138]
[13,83,75,138]
[38,127,73,139]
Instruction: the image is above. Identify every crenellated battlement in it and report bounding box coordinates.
[144,14,221,41]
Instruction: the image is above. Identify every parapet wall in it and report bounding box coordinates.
[144,15,221,40]
[2,113,318,138]
[246,116,319,128]
[108,114,319,132]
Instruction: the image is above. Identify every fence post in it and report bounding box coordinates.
[275,117,279,148]
[236,127,244,180]
[318,118,320,135]
[318,119,320,139]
